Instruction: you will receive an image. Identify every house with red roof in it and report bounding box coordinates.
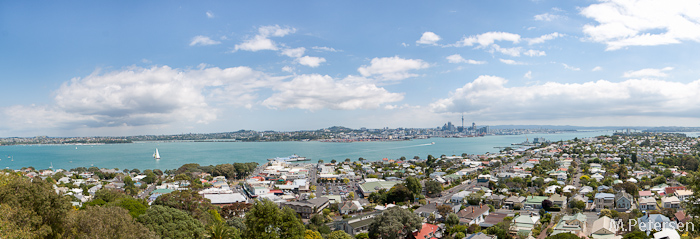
[413,223,440,239]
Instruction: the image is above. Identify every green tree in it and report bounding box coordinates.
[622,231,650,239]
[327,230,354,239]
[368,207,422,239]
[305,229,322,239]
[138,205,206,239]
[446,213,459,227]
[386,184,414,203]
[424,180,443,197]
[213,164,237,180]
[355,232,369,239]
[0,174,72,238]
[208,220,241,239]
[0,204,35,238]
[404,177,422,196]
[243,199,305,239]
[153,189,216,224]
[64,205,157,239]
[110,197,148,218]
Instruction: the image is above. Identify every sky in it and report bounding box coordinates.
[2,0,700,137]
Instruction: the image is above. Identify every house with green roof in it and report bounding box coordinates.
[359,180,400,198]
[511,213,540,237]
[523,196,548,209]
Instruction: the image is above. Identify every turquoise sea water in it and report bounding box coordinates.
[0,131,612,171]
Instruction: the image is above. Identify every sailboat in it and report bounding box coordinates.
[153,148,161,160]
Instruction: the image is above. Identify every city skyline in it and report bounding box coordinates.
[3,1,700,137]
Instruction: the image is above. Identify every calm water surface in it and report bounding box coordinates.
[0,131,613,170]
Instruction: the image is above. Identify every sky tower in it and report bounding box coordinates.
[461,113,464,133]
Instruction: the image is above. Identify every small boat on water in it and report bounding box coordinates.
[153,148,160,160]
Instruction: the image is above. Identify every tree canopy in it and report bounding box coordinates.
[243,199,305,239]
[64,205,157,239]
[368,207,422,239]
[137,205,206,239]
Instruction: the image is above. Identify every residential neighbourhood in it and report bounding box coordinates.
[7,132,700,238]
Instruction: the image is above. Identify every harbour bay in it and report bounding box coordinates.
[0,131,612,170]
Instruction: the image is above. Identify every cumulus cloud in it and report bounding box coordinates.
[431,75,700,121]
[490,44,522,57]
[357,56,430,81]
[592,66,603,71]
[417,32,442,45]
[534,13,564,21]
[234,25,296,52]
[455,31,521,47]
[524,71,532,79]
[4,65,279,130]
[189,36,221,46]
[580,0,700,50]
[527,32,563,45]
[297,56,326,68]
[262,74,403,110]
[446,54,486,64]
[524,49,546,56]
[281,47,306,58]
[623,67,673,78]
[499,59,527,65]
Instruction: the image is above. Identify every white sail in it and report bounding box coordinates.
[154,148,160,160]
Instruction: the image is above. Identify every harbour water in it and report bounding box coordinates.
[0,131,613,170]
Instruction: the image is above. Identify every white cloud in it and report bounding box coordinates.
[281,47,306,58]
[417,32,442,45]
[234,25,296,52]
[527,32,563,45]
[312,46,339,52]
[592,66,603,71]
[206,11,215,18]
[623,67,673,78]
[297,56,326,68]
[456,31,521,47]
[524,71,532,79]
[3,65,280,131]
[431,75,700,121]
[401,43,409,47]
[262,74,403,110]
[580,0,700,50]
[189,36,221,46]
[446,54,486,64]
[562,63,580,71]
[534,13,564,21]
[282,66,295,73]
[357,56,430,81]
[490,44,522,57]
[524,49,546,56]
[499,59,527,65]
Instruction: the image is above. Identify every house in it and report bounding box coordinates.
[661,196,681,209]
[202,193,247,206]
[639,191,654,199]
[674,190,693,202]
[598,185,611,192]
[504,196,525,209]
[615,191,634,211]
[664,186,686,196]
[638,214,677,235]
[415,202,439,219]
[511,213,540,237]
[591,173,604,181]
[464,232,497,239]
[638,197,657,211]
[523,196,549,209]
[595,193,615,211]
[339,201,363,215]
[452,191,470,204]
[480,212,509,228]
[548,194,567,209]
[280,197,330,219]
[579,186,594,195]
[589,216,620,239]
[551,213,587,236]
[485,195,506,207]
[653,228,681,239]
[674,211,689,224]
[456,205,490,225]
[334,212,378,236]
[413,223,440,239]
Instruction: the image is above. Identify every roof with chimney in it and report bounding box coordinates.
[457,205,489,220]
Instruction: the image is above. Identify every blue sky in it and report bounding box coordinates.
[2,0,700,137]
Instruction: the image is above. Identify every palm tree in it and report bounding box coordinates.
[208,221,235,239]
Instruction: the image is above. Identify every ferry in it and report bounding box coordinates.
[267,154,310,162]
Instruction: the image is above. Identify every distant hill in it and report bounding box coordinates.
[489,125,650,131]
